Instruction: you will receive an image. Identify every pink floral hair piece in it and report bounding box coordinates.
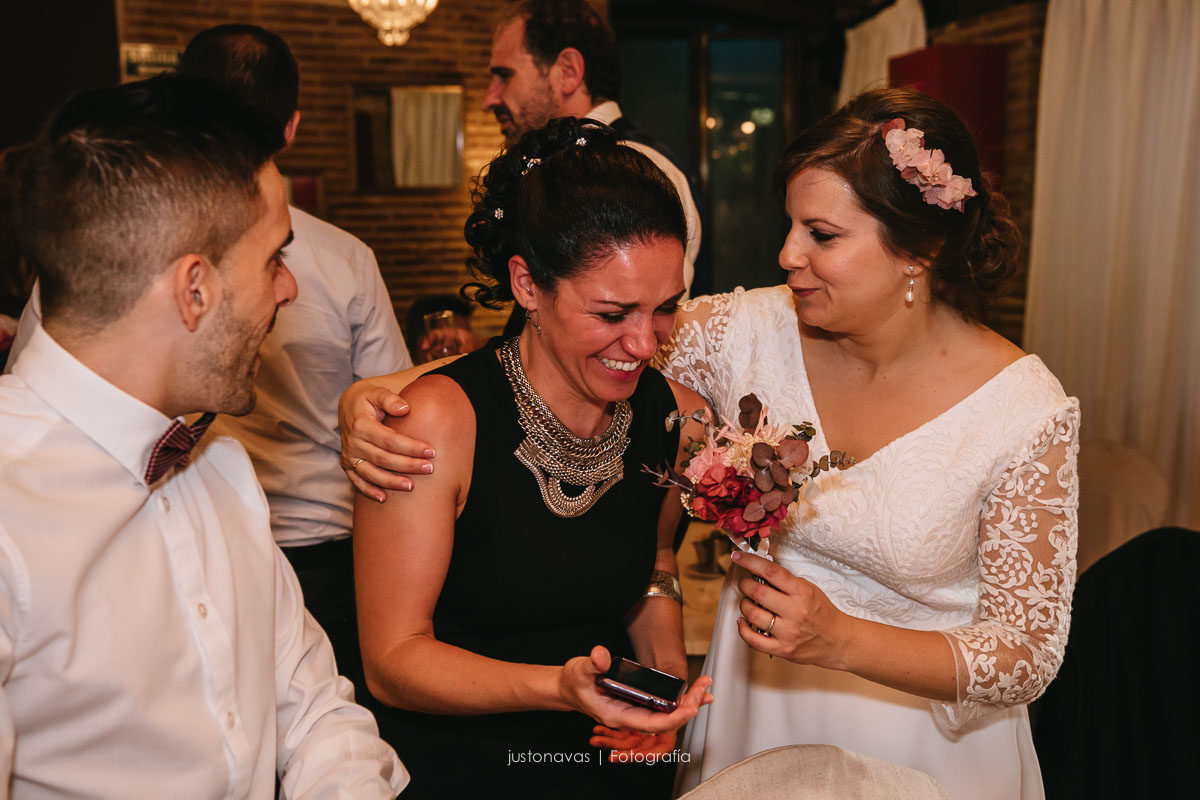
[880,118,977,212]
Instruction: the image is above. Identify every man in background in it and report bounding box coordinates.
[177,24,414,693]
[0,74,407,797]
[484,0,702,292]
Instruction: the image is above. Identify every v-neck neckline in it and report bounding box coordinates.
[783,315,1032,468]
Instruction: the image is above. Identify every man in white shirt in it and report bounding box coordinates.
[0,75,408,797]
[483,0,702,291]
[183,24,416,692]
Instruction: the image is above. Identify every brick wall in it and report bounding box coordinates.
[115,0,1046,345]
[930,1,1048,345]
[118,0,512,341]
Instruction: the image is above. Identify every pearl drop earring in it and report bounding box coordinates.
[904,266,916,304]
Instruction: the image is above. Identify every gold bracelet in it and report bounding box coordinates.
[643,569,683,605]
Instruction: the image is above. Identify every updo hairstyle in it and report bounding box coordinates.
[464,117,686,308]
[773,87,1021,323]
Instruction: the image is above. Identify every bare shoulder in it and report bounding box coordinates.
[368,372,475,507]
[664,375,709,415]
[386,354,465,395]
[960,323,1026,378]
[385,371,474,440]
[922,318,1028,405]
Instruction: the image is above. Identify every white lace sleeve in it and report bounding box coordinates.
[936,399,1080,730]
[653,291,737,407]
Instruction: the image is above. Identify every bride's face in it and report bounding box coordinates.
[524,235,685,409]
[778,167,913,333]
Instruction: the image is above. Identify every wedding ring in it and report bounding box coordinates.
[764,612,776,635]
[351,457,364,471]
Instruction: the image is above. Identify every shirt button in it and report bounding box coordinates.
[197,603,208,619]
[226,712,235,729]
[159,496,171,512]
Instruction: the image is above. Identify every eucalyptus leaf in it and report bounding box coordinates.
[754,466,775,492]
[742,502,766,522]
[737,393,762,430]
[760,489,784,512]
[751,442,773,468]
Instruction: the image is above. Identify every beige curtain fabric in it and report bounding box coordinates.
[837,0,927,106]
[390,86,463,187]
[1025,0,1200,528]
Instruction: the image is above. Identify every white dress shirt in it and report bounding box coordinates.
[587,101,701,292]
[5,208,412,548]
[210,208,411,546]
[0,325,409,799]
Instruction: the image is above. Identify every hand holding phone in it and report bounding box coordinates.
[594,657,686,712]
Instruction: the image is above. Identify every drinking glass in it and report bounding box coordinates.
[420,309,463,361]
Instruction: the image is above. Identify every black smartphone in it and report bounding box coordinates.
[594,657,686,712]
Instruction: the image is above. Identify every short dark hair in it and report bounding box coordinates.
[178,23,300,131]
[502,0,621,102]
[19,74,283,331]
[773,87,1021,323]
[464,117,685,308]
[0,143,35,319]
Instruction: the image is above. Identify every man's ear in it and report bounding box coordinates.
[283,110,301,147]
[551,47,586,98]
[172,254,215,332]
[509,255,537,311]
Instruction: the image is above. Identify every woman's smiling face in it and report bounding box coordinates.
[520,234,685,408]
[778,167,913,333]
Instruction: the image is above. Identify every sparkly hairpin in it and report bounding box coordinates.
[880,118,977,212]
[520,156,541,176]
[493,207,504,220]
[575,137,587,146]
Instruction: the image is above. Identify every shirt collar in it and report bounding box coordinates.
[13,323,177,487]
[586,100,623,126]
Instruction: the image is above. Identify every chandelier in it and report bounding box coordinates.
[347,0,439,46]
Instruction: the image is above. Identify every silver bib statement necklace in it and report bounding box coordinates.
[500,336,631,518]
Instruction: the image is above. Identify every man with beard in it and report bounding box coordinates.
[0,75,408,797]
[484,0,702,294]
[177,23,414,697]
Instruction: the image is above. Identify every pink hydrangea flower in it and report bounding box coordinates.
[881,118,977,213]
[683,440,731,483]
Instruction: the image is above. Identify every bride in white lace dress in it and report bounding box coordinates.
[339,89,1077,800]
[661,90,1077,799]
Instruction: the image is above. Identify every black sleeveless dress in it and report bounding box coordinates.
[368,338,681,799]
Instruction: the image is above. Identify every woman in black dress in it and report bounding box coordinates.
[352,119,712,799]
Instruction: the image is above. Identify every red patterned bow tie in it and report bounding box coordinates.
[143,412,217,485]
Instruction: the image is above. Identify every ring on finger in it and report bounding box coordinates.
[351,457,364,471]
[764,612,776,635]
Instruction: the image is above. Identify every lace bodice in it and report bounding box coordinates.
[655,286,1080,727]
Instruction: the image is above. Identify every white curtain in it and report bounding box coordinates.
[1025,0,1200,528]
[837,0,927,106]
[390,86,463,187]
